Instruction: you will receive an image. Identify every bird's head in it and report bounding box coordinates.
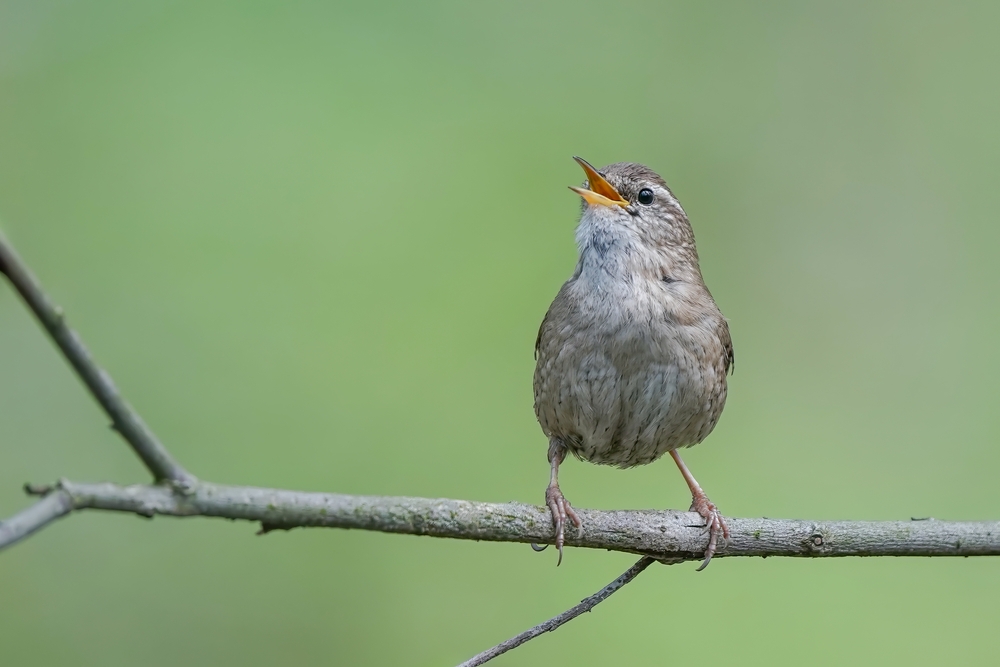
[569,157,695,251]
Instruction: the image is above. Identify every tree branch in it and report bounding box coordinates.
[0,231,193,485]
[10,479,1000,560]
[458,556,657,667]
[0,489,74,551]
[3,226,1000,666]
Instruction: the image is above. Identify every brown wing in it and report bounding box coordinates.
[720,319,735,375]
[534,310,548,361]
[534,280,570,361]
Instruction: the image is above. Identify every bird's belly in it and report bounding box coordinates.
[538,350,725,469]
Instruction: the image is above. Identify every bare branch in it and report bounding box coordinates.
[15,479,1000,560]
[0,231,194,485]
[0,490,74,551]
[5,224,1000,665]
[457,556,657,667]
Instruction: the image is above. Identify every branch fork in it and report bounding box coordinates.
[2,228,997,666]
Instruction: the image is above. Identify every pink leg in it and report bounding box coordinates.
[545,439,582,566]
[670,450,729,571]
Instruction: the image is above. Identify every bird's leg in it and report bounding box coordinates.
[545,438,582,566]
[670,450,729,571]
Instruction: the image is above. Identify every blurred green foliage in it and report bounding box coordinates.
[2,1,999,665]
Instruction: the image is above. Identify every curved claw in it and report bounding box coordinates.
[530,543,548,552]
[690,494,729,572]
[545,484,582,566]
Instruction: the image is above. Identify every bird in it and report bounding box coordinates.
[533,157,734,570]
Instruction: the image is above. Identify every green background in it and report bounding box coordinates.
[2,2,999,665]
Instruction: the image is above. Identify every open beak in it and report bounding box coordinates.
[569,156,628,208]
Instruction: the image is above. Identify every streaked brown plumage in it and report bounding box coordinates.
[533,158,733,569]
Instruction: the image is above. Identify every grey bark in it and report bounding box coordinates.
[0,490,74,551]
[0,231,193,485]
[3,225,1000,667]
[8,480,999,561]
[458,556,657,667]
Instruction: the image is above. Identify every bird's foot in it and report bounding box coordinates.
[545,484,582,566]
[689,492,729,571]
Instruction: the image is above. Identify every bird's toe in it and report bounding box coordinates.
[689,494,728,571]
[545,484,581,566]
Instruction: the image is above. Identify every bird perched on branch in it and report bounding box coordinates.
[533,157,734,570]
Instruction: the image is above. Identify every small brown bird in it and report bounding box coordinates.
[533,157,734,569]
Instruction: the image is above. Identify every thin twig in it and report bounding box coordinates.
[0,231,194,485]
[457,556,657,667]
[9,479,1000,560]
[0,490,74,551]
[5,225,1000,666]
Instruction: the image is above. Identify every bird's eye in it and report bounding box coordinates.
[637,188,655,205]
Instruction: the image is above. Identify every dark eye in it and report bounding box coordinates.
[637,188,654,205]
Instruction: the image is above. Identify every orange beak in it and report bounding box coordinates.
[569,156,628,208]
